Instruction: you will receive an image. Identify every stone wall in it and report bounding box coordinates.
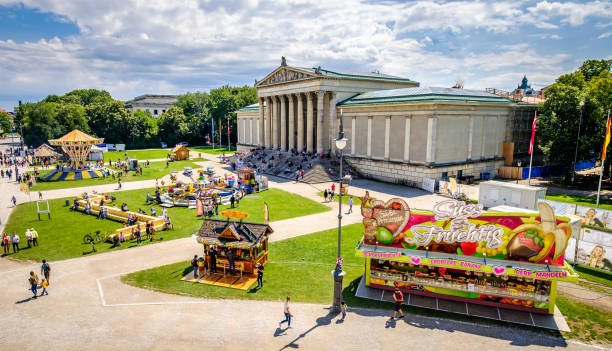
[345,156,503,184]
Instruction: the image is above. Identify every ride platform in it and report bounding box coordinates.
[38,167,115,181]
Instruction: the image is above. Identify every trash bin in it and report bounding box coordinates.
[65,199,70,207]
[480,172,490,181]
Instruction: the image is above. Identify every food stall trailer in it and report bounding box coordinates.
[354,196,578,328]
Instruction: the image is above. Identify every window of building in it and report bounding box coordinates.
[154,109,158,115]
[162,109,166,113]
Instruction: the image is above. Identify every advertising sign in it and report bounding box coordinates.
[360,194,572,266]
[574,227,612,271]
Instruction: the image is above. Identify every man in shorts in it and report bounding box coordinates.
[391,288,405,319]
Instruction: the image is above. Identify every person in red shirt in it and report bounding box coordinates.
[391,288,405,319]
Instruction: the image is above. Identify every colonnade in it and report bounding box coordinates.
[258,91,337,153]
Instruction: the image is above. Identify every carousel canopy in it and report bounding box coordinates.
[48,129,103,146]
[197,219,272,248]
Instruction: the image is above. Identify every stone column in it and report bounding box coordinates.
[288,94,295,151]
[384,115,391,160]
[280,95,287,151]
[258,97,264,147]
[272,96,279,149]
[265,97,272,148]
[329,92,337,153]
[351,116,356,156]
[306,92,314,152]
[316,90,325,153]
[297,93,304,151]
[403,116,411,161]
[367,116,373,157]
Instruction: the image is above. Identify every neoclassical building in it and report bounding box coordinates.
[237,59,516,183]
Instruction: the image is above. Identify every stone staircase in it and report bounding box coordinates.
[230,148,356,184]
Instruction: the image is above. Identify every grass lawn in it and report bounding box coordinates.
[545,193,612,211]
[29,160,204,191]
[557,295,612,344]
[3,187,328,262]
[190,146,235,155]
[316,191,362,206]
[103,149,172,162]
[575,265,612,289]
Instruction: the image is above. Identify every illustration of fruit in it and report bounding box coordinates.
[528,202,572,263]
[375,226,394,244]
[507,225,544,260]
[461,242,478,256]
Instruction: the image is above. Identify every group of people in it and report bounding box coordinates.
[27,259,51,299]
[2,229,39,256]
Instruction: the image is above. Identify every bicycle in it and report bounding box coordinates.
[82,231,105,245]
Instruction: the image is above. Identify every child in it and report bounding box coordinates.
[39,278,49,296]
[341,301,347,320]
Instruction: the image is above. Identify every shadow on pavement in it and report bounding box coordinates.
[15,296,36,304]
[341,277,568,348]
[278,310,335,351]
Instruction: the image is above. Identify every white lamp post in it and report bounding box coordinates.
[332,109,348,313]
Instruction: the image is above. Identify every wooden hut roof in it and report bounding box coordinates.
[33,143,60,158]
[172,144,188,153]
[197,219,273,248]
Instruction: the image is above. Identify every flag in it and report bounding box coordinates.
[211,119,215,141]
[529,111,537,155]
[196,199,203,216]
[603,112,611,161]
[227,117,230,135]
[264,202,269,223]
[219,120,222,139]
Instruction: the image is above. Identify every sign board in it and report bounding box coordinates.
[574,227,612,271]
[421,177,436,193]
[360,195,572,266]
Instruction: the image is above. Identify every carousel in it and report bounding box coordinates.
[38,129,115,181]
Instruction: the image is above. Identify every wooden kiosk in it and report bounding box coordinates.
[189,213,273,289]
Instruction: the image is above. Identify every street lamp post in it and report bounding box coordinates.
[332,109,348,313]
[571,101,585,185]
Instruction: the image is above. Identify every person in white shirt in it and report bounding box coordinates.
[25,229,33,248]
[279,296,293,328]
[347,197,354,214]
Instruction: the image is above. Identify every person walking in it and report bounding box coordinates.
[323,189,328,202]
[191,255,199,279]
[391,288,405,320]
[230,195,235,209]
[41,259,51,284]
[347,197,354,214]
[11,232,19,253]
[25,229,33,248]
[209,247,217,274]
[117,178,122,189]
[2,232,9,255]
[31,228,39,246]
[341,301,347,320]
[11,195,16,207]
[38,191,42,200]
[256,263,264,289]
[227,249,236,275]
[279,296,293,328]
[214,201,219,216]
[135,228,142,246]
[28,271,39,299]
[39,278,49,296]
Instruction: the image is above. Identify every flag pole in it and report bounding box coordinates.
[596,109,611,208]
[528,147,534,186]
[528,111,537,186]
[212,117,215,151]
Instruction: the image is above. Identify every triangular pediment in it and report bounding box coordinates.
[219,224,242,241]
[255,66,320,87]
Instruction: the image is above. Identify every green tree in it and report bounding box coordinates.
[17,102,62,147]
[555,72,586,90]
[0,111,14,136]
[86,100,134,144]
[157,106,190,146]
[64,89,113,106]
[579,59,612,82]
[55,103,88,135]
[206,85,257,144]
[132,110,159,148]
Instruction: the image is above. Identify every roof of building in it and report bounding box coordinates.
[197,219,273,248]
[133,94,178,101]
[237,103,260,112]
[298,67,418,84]
[33,143,59,158]
[339,87,514,106]
[171,144,189,152]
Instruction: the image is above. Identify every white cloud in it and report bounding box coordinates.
[0,0,610,109]
[598,31,612,38]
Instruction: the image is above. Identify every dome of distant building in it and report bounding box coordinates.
[515,75,536,96]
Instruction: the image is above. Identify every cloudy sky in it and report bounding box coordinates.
[1,0,611,111]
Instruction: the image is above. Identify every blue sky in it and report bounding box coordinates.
[0,0,611,111]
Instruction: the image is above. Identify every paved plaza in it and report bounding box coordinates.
[0,139,604,351]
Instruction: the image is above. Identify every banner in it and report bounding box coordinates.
[264,202,269,223]
[360,195,572,266]
[529,111,537,155]
[575,227,612,271]
[539,200,577,217]
[196,199,204,216]
[575,205,612,229]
